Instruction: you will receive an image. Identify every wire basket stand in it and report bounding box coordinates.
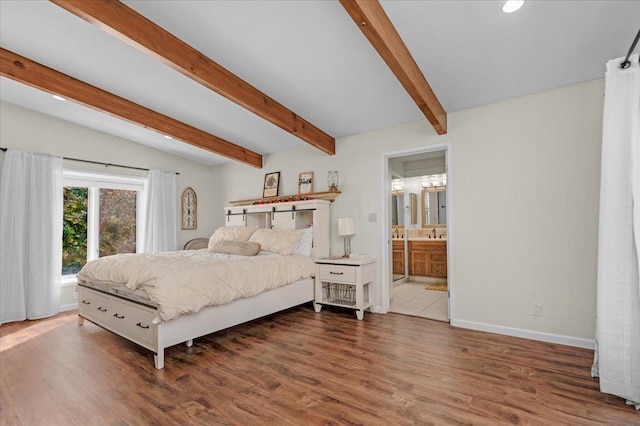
[323,282,356,306]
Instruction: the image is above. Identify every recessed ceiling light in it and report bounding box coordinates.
[52,95,66,101]
[164,135,173,140]
[502,0,524,14]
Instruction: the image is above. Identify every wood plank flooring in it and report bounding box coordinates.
[1,306,637,425]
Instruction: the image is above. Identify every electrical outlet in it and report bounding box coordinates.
[369,213,377,222]
[532,303,543,317]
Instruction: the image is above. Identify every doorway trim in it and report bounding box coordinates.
[379,142,454,322]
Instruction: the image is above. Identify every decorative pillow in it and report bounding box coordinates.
[208,226,256,251]
[249,228,304,256]
[293,227,313,256]
[209,241,261,256]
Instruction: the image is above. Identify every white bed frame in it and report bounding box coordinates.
[78,200,330,369]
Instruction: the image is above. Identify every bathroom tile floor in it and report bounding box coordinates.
[390,281,449,322]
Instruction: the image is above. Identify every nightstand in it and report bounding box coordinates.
[314,257,375,320]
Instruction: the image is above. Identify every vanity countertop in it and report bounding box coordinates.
[393,237,447,242]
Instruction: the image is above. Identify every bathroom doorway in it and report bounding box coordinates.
[382,144,452,322]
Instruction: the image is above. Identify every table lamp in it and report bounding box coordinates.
[338,217,355,258]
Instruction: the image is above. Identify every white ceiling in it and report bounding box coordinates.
[1,1,638,167]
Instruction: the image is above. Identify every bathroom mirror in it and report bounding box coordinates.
[422,187,447,225]
[391,192,404,226]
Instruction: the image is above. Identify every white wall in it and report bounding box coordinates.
[1,78,604,342]
[214,79,604,342]
[0,102,219,309]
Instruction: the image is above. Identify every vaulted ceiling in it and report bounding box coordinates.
[1,1,638,167]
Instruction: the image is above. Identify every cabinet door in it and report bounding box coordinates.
[225,209,247,226]
[271,213,296,229]
[428,251,447,278]
[226,215,246,226]
[410,251,428,276]
[393,249,404,274]
[392,241,404,275]
[271,209,313,230]
[429,262,446,277]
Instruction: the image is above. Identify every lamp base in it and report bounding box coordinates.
[342,235,351,258]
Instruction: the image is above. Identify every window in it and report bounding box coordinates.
[61,170,146,285]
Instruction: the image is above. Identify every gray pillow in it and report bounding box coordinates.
[208,240,261,256]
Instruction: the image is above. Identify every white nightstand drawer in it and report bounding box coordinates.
[318,264,356,283]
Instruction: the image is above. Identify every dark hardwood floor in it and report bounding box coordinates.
[1,306,637,425]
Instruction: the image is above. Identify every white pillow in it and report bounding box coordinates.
[293,227,313,256]
[208,226,256,251]
[249,228,304,256]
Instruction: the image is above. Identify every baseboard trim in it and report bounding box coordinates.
[451,319,595,350]
[370,305,386,314]
[59,303,78,312]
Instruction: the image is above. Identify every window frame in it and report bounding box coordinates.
[61,169,147,287]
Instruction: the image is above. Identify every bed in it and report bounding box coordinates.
[77,199,330,369]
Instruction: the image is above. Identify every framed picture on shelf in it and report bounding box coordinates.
[263,172,280,198]
[298,171,313,194]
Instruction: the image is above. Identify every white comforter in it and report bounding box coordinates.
[77,250,315,322]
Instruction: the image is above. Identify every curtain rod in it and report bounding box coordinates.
[620,27,640,69]
[0,147,179,175]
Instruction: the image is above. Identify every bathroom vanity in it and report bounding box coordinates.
[408,240,447,278]
[392,234,447,278]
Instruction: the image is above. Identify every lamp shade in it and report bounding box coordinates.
[337,217,355,236]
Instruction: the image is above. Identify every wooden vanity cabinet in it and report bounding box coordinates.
[392,240,405,275]
[408,241,447,278]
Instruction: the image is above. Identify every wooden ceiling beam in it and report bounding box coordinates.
[340,0,447,135]
[0,48,263,168]
[50,0,336,155]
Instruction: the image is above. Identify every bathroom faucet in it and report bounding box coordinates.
[432,228,437,238]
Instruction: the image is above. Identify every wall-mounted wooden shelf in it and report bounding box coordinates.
[229,191,341,206]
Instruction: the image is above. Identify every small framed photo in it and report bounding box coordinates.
[263,172,280,198]
[298,171,313,194]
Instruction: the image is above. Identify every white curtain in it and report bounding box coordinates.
[593,53,640,408]
[0,149,63,325]
[143,169,177,253]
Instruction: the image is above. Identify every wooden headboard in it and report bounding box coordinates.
[224,200,331,259]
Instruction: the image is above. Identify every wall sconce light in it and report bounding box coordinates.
[337,217,355,258]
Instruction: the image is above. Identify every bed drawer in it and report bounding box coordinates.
[78,288,115,324]
[79,286,157,349]
[114,302,157,347]
[318,264,356,283]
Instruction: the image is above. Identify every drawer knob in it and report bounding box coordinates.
[97,306,107,312]
[329,272,344,275]
[136,322,150,329]
[113,313,125,319]
[81,300,90,305]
